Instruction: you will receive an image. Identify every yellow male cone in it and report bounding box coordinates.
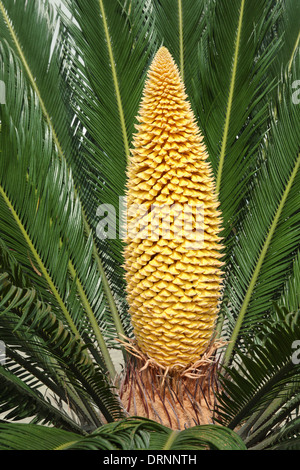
[124,47,223,370]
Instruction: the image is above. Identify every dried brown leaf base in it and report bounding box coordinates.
[118,336,226,430]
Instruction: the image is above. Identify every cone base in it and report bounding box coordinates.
[118,338,224,430]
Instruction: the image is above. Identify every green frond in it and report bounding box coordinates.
[276,0,300,73]
[0,422,84,450]
[0,239,124,428]
[192,0,283,238]
[0,417,246,450]
[268,417,300,450]
[0,0,73,161]
[147,421,246,450]
[221,59,300,363]
[152,0,210,86]
[0,41,120,378]
[217,307,300,449]
[0,0,126,347]
[0,0,299,448]
[0,366,84,432]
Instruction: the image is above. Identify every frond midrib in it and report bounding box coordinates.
[177,0,184,81]
[0,179,118,378]
[98,0,130,161]
[215,0,245,194]
[68,259,117,377]
[288,30,300,72]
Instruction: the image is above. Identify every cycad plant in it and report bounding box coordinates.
[0,0,300,451]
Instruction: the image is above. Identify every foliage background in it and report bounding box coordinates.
[0,0,299,450]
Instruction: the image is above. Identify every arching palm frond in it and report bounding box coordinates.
[271,0,300,74]
[0,40,122,379]
[0,40,125,426]
[221,60,300,362]
[192,0,284,240]
[152,0,211,87]
[278,251,300,312]
[0,0,126,346]
[0,237,123,429]
[0,0,75,167]
[217,306,300,450]
[0,417,246,450]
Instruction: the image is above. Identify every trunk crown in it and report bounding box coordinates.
[124,47,223,370]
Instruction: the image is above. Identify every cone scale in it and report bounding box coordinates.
[124,47,223,371]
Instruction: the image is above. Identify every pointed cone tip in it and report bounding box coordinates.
[153,46,174,64]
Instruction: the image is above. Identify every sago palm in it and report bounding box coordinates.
[0,0,300,451]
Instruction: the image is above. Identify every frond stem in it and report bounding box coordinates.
[288,30,300,73]
[178,0,184,81]
[98,0,130,163]
[68,260,117,379]
[82,215,127,347]
[1,0,126,357]
[162,429,179,450]
[54,440,80,450]
[215,0,245,194]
